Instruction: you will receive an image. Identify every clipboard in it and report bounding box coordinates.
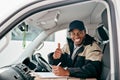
[34,72,68,79]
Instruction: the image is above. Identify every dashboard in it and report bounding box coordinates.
[0,53,52,80]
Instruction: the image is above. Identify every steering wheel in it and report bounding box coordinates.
[32,53,52,72]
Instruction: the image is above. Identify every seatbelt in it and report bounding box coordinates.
[102,44,107,54]
[66,37,74,57]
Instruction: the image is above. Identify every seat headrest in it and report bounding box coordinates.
[96,24,109,44]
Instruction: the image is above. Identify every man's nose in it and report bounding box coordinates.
[74,34,80,38]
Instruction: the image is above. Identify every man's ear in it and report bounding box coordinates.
[82,30,86,37]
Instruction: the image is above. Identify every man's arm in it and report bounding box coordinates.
[48,43,72,67]
[48,52,72,67]
[68,59,102,78]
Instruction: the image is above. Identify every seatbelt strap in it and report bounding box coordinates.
[66,37,74,56]
[102,44,107,54]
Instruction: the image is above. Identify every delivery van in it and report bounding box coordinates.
[0,0,120,80]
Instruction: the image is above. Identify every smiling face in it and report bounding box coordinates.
[69,29,86,46]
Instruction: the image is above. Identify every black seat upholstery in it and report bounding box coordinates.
[100,43,110,80]
[95,24,109,51]
[95,24,110,80]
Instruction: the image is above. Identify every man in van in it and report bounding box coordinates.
[48,20,103,79]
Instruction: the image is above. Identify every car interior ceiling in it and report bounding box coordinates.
[25,1,105,30]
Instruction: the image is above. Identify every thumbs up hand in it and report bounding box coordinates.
[53,43,62,59]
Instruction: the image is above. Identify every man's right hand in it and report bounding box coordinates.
[53,43,62,59]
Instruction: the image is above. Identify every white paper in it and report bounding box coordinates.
[35,72,68,78]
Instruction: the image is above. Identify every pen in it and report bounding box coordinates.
[57,62,61,66]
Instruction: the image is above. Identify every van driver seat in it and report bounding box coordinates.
[95,24,110,80]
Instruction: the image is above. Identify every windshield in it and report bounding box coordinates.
[0,21,43,67]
